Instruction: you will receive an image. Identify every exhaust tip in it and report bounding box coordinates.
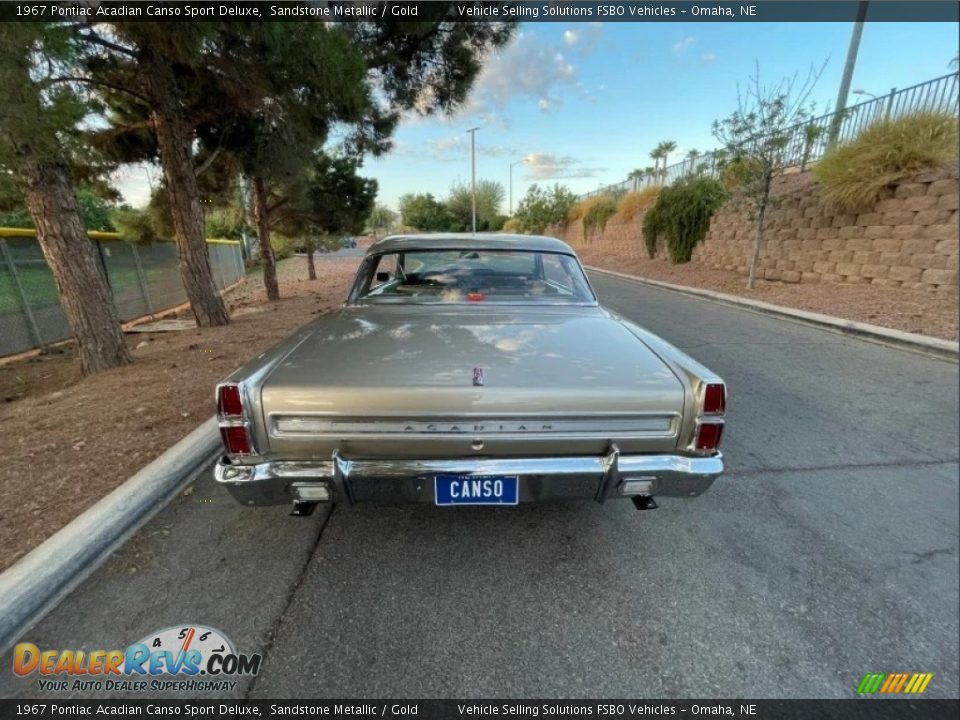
[290,500,318,517]
[632,495,658,511]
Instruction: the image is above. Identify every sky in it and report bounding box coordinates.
[115,19,959,214]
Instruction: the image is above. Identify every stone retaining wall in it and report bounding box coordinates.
[551,167,959,294]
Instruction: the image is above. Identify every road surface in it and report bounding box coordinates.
[2,272,957,699]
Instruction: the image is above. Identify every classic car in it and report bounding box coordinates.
[214,233,726,514]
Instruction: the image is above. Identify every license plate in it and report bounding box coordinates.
[434,474,519,506]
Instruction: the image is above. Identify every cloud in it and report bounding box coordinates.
[672,36,696,55]
[702,52,718,63]
[521,153,604,181]
[418,135,520,161]
[459,29,601,116]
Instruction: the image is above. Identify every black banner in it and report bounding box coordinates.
[0,1,958,24]
[0,700,959,720]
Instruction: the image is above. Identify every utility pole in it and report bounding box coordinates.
[467,127,479,233]
[829,1,869,144]
[509,159,525,216]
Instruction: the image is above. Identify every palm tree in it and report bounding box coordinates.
[686,149,700,175]
[627,168,644,192]
[643,166,657,187]
[649,146,664,184]
[660,140,677,182]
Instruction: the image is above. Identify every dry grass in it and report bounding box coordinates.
[616,187,662,221]
[568,195,614,223]
[813,112,960,212]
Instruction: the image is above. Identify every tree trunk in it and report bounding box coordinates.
[22,160,132,375]
[251,176,279,301]
[746,172,773,290]
[305,238,317,281]
[146,66,230,327]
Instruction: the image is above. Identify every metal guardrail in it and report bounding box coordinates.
[579,72,960,199]
[0,229,245,357]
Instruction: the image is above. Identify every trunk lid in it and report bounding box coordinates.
[260,305,685,456]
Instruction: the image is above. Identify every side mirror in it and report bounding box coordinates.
[375,271,390,282]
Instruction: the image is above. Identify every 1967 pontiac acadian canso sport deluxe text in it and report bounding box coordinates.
[214,234,726,514]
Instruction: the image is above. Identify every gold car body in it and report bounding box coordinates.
[214,234,726,512]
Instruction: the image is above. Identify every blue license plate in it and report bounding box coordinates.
[434,474,519,506]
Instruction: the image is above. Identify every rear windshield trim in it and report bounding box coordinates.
[347,248,598,306]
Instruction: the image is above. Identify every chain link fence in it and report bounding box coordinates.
[0,230,245,357]
[579,71,960,199]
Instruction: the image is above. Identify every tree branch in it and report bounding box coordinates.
[47,75,150,105]
[194,146,222,178]
[266,196,290,215]
[74,28,139,59]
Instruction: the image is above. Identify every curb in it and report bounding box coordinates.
[586,266,959,360]
[0,416,220,653]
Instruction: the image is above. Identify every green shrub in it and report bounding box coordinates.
[813,111,959,212]
[582,196,618,235]
[488,214,508,231]
[721,156,765,192]
[270,234,297,260]
[642,176,726,263]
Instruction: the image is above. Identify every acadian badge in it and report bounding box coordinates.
[13,624,261,694]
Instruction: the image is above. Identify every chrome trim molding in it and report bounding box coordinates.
[271,415,677,437]
[214,452,723,504]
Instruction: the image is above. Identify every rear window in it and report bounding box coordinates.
[352,249,595,304]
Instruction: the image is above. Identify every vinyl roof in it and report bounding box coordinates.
[367,233,577,256]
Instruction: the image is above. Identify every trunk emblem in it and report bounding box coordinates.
[472,367,484,386]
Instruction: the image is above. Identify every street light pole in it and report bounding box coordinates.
[829,0,869,144]
[467,127,479,233]
[509,159,525,216]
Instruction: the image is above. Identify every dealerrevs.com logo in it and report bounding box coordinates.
[14,625,261,693]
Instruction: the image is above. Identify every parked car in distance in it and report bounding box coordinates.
[341,236,357,248]
[214,234,726,514]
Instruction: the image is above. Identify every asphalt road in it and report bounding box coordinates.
[2,272,957,700]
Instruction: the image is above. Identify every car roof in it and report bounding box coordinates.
[367,233,577,256]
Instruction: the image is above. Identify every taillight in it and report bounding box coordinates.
[695,422,724,453]
[703,382,726,415]
[220,426,253,455]
[218,384,244,417]
[217,383,254,455]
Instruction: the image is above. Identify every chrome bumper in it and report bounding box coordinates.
[214,447,723,506]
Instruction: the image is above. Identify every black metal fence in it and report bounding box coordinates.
[579,71,960,199]
[0,230,245,357]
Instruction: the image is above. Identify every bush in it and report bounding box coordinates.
[514,183,577,234]
[642,176,726,263]
[721,156,765,192]
[582,196,618,235]
[488,214,508,231]
[566,198,592,223]
[502,217,523,233]
[270,234,298,260]
[616,187,662,221]
[813,111,959,212]
[568,195,617,234]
